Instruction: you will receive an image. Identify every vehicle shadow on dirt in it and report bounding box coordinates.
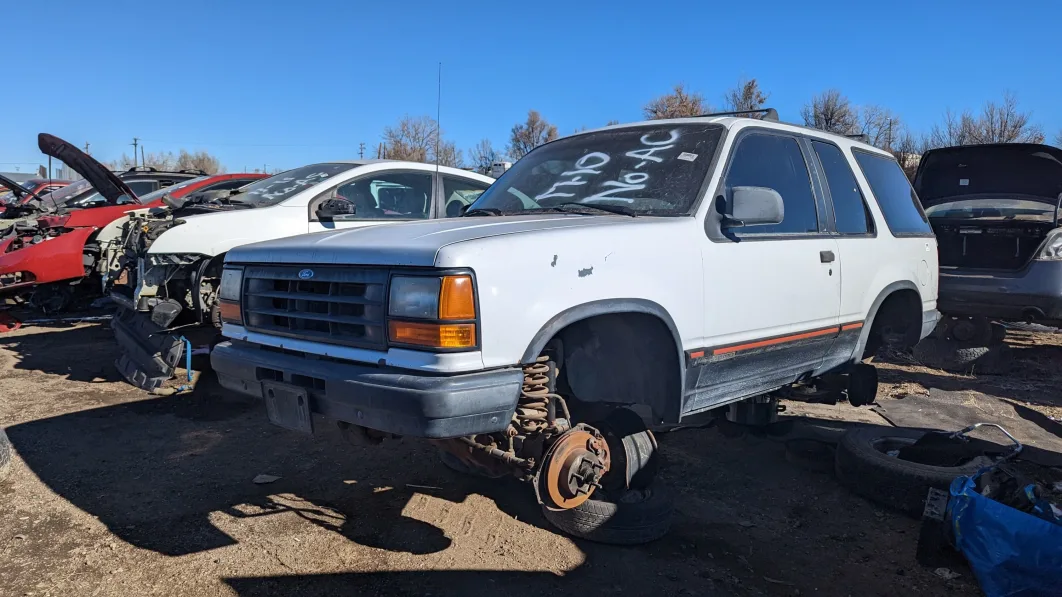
[3,371,559,557]
[0,321,125,383]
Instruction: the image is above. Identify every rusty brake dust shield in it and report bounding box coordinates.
[112,307,185,391]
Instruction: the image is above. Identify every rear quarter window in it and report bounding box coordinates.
[853,151,932,236]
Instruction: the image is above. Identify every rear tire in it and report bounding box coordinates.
[912,338,1012,374]
[0,428,12,482]
[541,485,673,545]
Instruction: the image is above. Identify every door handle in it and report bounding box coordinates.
[819,250,836,263]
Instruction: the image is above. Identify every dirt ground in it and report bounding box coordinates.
[1,320,1060,596]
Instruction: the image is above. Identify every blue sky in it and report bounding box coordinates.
[2,0,1059,173]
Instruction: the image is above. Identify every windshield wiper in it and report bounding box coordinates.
[547,202,638,217]
[463,207,504,217]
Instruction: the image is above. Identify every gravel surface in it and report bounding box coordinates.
[3,320,1058,596]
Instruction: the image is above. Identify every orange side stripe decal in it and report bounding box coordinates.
[841,322,864,331]
[712,327,840,356]
[688,350,705,359]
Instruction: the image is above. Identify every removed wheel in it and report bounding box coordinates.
[835,426,995,518]
[912,338,1012,375]
[541,485,673,545]
[0,428,12,482]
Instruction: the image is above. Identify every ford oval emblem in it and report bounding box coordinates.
[298,269,314,280]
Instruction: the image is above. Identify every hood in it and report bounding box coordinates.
[914,143,1062,207]
[145,207,307,256]
[37,133,137,204]
[226,214,644,267]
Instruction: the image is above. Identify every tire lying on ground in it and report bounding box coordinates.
[835,426,994,518]
[0,428,12,482]
[541,485,673,545]
[912,338,1012,375]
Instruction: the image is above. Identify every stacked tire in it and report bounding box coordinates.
[914,317,1011,374]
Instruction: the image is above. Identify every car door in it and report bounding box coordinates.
[806,139,882,369]
[689,130,840,413]
[307,170,435,233]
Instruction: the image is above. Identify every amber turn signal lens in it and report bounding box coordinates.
[389,321,475,348]
[219,300,242,325]
[439,275,476,320]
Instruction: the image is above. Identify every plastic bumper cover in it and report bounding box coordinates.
[210,340,523,439]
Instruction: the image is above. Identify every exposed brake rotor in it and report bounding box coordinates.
[538,425,611,510]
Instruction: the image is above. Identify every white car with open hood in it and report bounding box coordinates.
[211,113,941,544]
[104,160,494,390]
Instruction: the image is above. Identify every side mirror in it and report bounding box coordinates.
[725,186,784,227]
[316,197,356,221]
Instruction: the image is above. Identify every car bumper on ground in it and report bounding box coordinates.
[938,262,1062,324]
[112,308,187,391]
[210,340,523,439]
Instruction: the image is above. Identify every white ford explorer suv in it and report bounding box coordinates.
[211,113,940,544]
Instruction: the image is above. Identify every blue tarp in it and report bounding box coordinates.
[949,475,1062,597]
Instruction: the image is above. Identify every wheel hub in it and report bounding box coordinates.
[540,427,611,510]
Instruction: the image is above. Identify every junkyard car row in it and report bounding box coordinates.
[2,113,1061,546]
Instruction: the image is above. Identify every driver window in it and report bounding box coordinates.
[331,172,433,219]
[125,180,157,198]
[442,176,491,217]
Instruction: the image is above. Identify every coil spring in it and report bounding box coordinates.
[513,356,556,435]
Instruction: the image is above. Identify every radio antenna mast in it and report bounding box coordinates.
[435,62,441,177]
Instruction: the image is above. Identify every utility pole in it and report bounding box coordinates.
[359,142,365,159]
[131,137,140,168]
[140,146,146,169]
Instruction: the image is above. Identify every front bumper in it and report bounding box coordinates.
[211,340,523,439]
[938,261,1062,323]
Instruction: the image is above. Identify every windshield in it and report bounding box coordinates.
[136,176,211,203]
[925,198,1061,220]
[237,163,357,207]
[467,124,723,215]
[33,179,93,206]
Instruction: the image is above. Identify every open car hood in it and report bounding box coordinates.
[0,174,42,204]
[913,143,1062,207]
[37,133,137,204]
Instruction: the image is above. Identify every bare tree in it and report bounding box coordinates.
[508,110,558,160]
[379,115,460,166]
[606,119,621,126]
[176,150,224,174]
[856,105,903,150]
[722,78,769,113]
[891,132,932,181]
[970,92,1044,144]
[468,139,503,175]
[1056,130,1062,147]
[929,93,1044,147]
[643,84,707,120]
[801,90,858,135]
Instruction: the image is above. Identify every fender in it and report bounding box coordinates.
[520,298,686,423]
[851,280,922,363]
[0,227,97,289]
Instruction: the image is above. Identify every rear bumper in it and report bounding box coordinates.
[921,309,942,340]
[938,261,1062,323]
[210,340,522,439]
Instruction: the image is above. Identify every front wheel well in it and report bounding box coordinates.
[862,288,923,358]
[538,312,682,424]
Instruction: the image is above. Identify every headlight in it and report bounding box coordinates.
[1036,229,1062,260]
[218,266,244,325]
[388,276,442,318]
[219,267,244,301]
[387,274,477,349]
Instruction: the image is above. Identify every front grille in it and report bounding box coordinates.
[242,265,388,349]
